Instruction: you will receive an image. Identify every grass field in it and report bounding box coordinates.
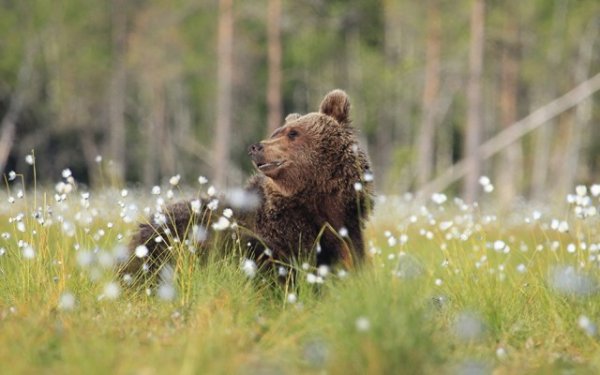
[1,172,600,374]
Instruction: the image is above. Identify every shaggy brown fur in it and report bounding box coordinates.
[121,89,373,280]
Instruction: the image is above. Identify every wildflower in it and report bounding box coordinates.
[8,171,16,181]
[493,240,506,252]
[191,199,201,213]
[578,315,597,336]
[435,278,443,286]
[317,265,329,277]
[516,264,527,273]
[23,245,35,259]
[151,186,161,195]
[198,176,208,185]
[212,216,230,231]
[353,182,363,191]
[102,282,120,300]
[95,155,102,163]
[226,188,260,210]
[121,189,128,197]
[355,316,370,332]
[58,292,76,311]
[0,248,5,256]
[169,174,181,186]
[278,266,288,277]
[591,184,600,197]
[192,225,207,243]
[287,293,297,304]
[363,171,374,182]
[135,245,149,258]
[207,199,219,211]
[17,190,24,199]
[17,222,25,232]
[496,347,508,360]
[25,154,35,165]
[157,283,176,301]
[339,227,348,237]
[62,168,72,178]
[431,193,447,205]
[223,208,233,218]
[567,243,576,253]
[241,259,257,278]
[478,176,490,186]
[207,186,216,197]
[575,185,587,196]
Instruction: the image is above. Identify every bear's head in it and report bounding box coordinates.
[248,89,366,196]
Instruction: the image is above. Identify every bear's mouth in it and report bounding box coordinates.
[256,160,285,172]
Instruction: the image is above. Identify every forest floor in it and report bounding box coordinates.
[2,176,600,374]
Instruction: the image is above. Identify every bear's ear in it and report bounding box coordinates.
[285,113,301,123]
[319,89,350,125]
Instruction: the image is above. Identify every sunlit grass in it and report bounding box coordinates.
[1,168,600,374]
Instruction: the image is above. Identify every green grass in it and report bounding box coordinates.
[1,183,600,374]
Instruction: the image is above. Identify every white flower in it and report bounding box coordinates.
[207,186,216,197]
[317,265,329,277]
[493,240,506,252]
[169,174,181,186]
[363,171,374,182]
[157,283,176,301]
[578,315,597,336]
[353,182,363,191]
[8,171,16,181]
[212,216,230,231]
[339,227,348,237]
[198,176,208,185]
[23,245,35,259]
[478,176,490,186]
[25,154,35,165]
[241,259,257,278]
[207,199,219,211]
[95,155,103,163]
[575,185,587,197]
[431,193,447,205]
[355,316,370,332]
[151,186,161,195]
[58,292,76,311]
[287,293,297,304]
[191,199,201,213]
[103,282,120,300]
[223,208,233,218]
[591,184,600,197]
[483,184,494,193]
[62,168,72,178]
[435,278,443,286]
[120,189,128,197]
[558,221,569,233]
[135,245,149,258]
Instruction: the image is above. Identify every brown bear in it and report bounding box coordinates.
[121,89,373,281]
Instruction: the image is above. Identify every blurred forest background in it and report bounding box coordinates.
[0,0,599,204]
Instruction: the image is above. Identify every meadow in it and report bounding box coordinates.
[1,165,600,374]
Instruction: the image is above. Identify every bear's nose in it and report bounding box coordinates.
[248,143,263,155]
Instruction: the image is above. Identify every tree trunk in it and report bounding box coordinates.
[463,0,485,203]
[496,17,522,205]
[416,0,441,188]
[558,18,598,196]
[213,0,234,188]
[107,0,128,185]
[530,0,567,200]
[417,72,600,199]
[266,0,282,134]
[0,43,36,173]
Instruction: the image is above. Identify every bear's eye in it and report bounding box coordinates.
[287,130,299,140]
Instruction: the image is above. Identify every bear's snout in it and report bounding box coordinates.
[248,143,263,155]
